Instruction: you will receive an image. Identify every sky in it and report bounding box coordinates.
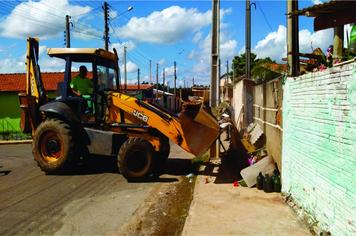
[0,0,338,86]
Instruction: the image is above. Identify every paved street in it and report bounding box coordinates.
[0,143,194,235]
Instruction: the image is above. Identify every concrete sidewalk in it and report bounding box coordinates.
[182,158,311,236]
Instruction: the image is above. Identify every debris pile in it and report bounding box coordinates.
[228,121,281,192]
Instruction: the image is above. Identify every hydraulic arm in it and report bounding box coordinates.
[109,93,220,157]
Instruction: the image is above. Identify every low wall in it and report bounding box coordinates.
[253,79,283,170]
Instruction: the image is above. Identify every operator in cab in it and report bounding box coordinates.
[70,65,93,96]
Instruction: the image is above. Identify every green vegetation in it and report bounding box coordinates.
[231,52,284,83]
[0,117,31,140]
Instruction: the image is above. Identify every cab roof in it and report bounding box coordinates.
[47,48,117,62]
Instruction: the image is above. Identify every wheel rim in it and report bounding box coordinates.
[39,131,62,163]
[127,150,149,173]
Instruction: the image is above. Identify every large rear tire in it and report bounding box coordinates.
[33,119,74,173]
[118,138,154,181]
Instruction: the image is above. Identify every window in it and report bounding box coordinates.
[97,65,117,91]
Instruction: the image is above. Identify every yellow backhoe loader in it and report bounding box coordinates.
[19,38,219,181]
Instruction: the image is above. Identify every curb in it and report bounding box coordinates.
[0,140,32,145]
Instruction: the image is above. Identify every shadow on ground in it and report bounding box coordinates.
[197,148,249,184]
[52,155,194,183]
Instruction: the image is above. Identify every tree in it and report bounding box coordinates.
[231,52,279,83]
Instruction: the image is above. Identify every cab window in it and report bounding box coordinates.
[97,65,117,91]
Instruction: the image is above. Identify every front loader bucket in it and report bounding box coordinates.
[178,103,220,156]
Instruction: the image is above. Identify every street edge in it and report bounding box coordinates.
[0,140,32,145]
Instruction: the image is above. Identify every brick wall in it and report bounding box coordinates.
[282,61,356,235]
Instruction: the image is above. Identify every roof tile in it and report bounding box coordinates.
[0,72,152,92]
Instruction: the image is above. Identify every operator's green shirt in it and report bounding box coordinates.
[70,75,93,95]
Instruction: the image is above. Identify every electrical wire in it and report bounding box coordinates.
[256,1,274,32]
[109,21,157,66]
[0,1,103,41]
[0,6,64,33]
[9,0,102,33]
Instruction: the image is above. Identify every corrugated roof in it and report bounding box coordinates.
[297,0,355,17]
[297,1,356,31]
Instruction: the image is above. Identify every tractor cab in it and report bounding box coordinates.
[19,38,121,133]
[46,48,120,124]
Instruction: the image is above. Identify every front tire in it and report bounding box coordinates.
[118,138,154,181]
[33,119,74,173]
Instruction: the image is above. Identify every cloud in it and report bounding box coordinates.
[0,0,92,39]
[110,40,136,59]
[254,25,287,61]
[192,31,203,43]
[253,25,333,62]
[164,66,176,76]
[109,41,136,61]
[71,25,102,40]
[121,61,138,73]
[0,58,26,73]
[115,6,211,44]
[111,41,136,52]
[0,44,65,73]
[311,0,323,5]
[186,8,236,84]
[189,32,237,75]
[158,58,166,66]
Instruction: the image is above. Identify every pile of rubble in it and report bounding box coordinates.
[218,108,281,192]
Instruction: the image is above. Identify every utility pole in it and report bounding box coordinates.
[149,60,152,84]
[210,0,220,108]
[174,61,177,112]
[163,68,166,107]
[226,60,229,85]
[162,68,166,89]
[65,15,71,48]
[246,0,251,80]
[124,46,127,91]
[218,59,221,104]
[287,0,300,76]
[232,62,235,84]
[156,63,159,99]
[226,60,229,102]
[192,77,195,87]
[137,68,140,90]
[103,1,109,50]
[210,0,220,158]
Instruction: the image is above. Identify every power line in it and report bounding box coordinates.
[9,0,102,33]
[0,7,63,33]
[0,4,102,41]
[0,1,103,41]
[109,21,157,65]
[71,29,103,41]
[256,1,274,32]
